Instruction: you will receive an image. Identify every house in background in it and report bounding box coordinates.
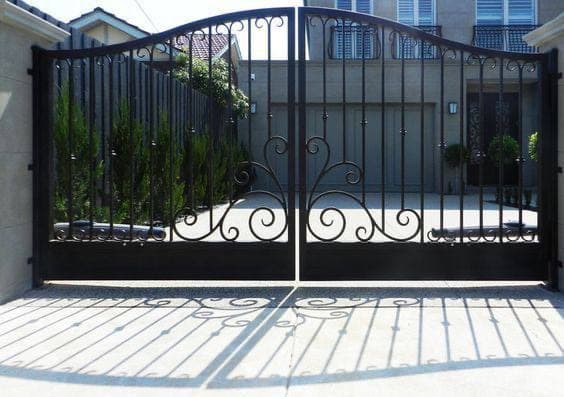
[237,0,563,193]
[68,7,242,78]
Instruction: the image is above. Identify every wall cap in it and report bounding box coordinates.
[0,0,69,43]
[524,12,564,48]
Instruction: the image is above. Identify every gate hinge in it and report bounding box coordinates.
[27,68,34,76]
[557,261,563,269]
[557,166,563,174]
[27,257,33,265]
[28,163,34,171]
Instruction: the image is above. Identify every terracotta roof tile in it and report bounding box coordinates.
[177,34,229,59]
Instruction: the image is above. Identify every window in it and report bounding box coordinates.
[397,0,435,26]
[475,0,537,52]
[396,0,438,59]
[476,0,536,25]
[333,0,374,59]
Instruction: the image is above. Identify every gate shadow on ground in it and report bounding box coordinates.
[0,284,562,389]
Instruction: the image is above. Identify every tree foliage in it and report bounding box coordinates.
[53,83,103,222]
[174,53,249,119]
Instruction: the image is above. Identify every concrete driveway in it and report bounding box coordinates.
[0,281,561,396]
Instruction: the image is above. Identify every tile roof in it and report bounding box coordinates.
[7,0,70,31]
[176,34,230,59]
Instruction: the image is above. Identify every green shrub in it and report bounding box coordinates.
[528,131,539,162]
[488,135,519,166]
[188,133,249,207]
[174,54,249,119]
[109,100,150,224]
[444,144,469,169]
[53,83,103,223]
[153,113,185,224]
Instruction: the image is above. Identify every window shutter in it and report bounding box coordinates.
[356,0,371,14]
[476,0,503,25]
[418,0,434,25]
[508,0,535,24]
[398,0,415,25]
[336,0,352,10]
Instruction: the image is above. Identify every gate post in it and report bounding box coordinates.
[32,47,54,288]
[539,48,559,290]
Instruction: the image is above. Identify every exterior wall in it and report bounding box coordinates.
[82,23,135,45]
[0,2,69,303]
[525,13,564,290]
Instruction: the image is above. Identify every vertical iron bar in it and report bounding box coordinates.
[228,30,234,204]
[247,19,253,174]
[322,19,327,140]
[517,66,524,238]
[128,51,135,241]
[88,52,95,240]
[459,50,464,243]
[100,55,106,220]
[479,60,485,239]
[267,20,272,138]
[361,24,366,206]
[498,56,504,242]
[169,38,174,241]
[287,9,296,267]
[400,34,406,210]
[189,36,195,209]
[420,39,425,243]
[149,50,155,238]
[298,8,307,278]
[439,50,445,235]
[381,26,385,231]
[207,27,213,228]
[342,19,347,162]
[108,57,114,238]
[67,59,74,240]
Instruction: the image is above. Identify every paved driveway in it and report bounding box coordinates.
[0,281,561,396]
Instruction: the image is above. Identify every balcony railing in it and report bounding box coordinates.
[473,25,540,53]
[329,25,378,60]
[329,24,443,60]
[393,25,443,60]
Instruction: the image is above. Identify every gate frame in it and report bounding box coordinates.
[31,7,559,285]
[32,8,296,283]
[296,7,559,285]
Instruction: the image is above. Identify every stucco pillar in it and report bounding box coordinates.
[0,0,69,303]
[525,13,564,291]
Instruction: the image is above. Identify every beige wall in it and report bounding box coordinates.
[82,23,135,45]
[0,6,68,303]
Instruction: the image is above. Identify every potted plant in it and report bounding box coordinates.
[444,143,469,195]
[489,135,519,167]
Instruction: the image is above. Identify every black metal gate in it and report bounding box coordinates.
[32,7,559,285]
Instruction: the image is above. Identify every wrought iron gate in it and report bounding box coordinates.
[32,7,559,285]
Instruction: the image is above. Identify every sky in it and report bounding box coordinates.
[24,0,304,59]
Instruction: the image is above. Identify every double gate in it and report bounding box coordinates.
[32,7,559,285]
